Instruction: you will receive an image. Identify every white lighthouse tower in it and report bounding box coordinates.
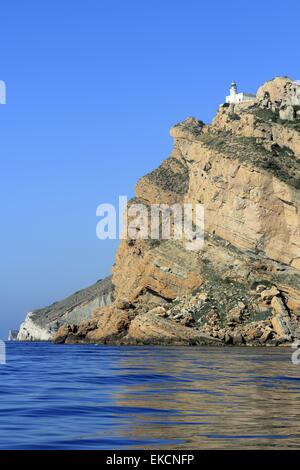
[226,81,255,104]
[229,81,237,101]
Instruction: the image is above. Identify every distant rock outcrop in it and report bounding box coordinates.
[18,277,114,341]
[7,330,19,341]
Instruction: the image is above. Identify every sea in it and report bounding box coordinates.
[0,342,300,449]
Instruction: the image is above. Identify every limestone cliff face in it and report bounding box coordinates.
[181,124,300,269]
[111,78,300,304]
[55,77,300,346]
[18,277,113,341]
[18,312,53,341]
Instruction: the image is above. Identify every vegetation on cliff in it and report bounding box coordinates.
[49,77,300,346]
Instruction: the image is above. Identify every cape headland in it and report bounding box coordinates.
[19,77,300,346]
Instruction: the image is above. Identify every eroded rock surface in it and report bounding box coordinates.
[51,77,300,346]
[18,277,114,341]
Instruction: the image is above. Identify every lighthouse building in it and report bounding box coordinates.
[226,81,256,104]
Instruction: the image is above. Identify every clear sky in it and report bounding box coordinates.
[0,0,299,339]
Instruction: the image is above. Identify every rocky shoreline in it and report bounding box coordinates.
[53,279,299,347]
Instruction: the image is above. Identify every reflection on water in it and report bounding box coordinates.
[1,343,300,449]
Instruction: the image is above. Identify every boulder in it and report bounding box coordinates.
[87,307,130,342]
[150,306,168,317]
[271,296,288,317]
[259,326,273,344]
[127,310,220,345]
[271,296,294,339]
[261,286,280,303]
[180,313,194,326]
[197,292,209,302]
[232,332,244,345]
[279,105,295,121]
[75,319,97,336]
[53,325,71,344]
[227,305,244,324]
[224,332,232,344]
[256,284,267,293]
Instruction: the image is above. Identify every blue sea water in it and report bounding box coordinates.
[1,343,300,449]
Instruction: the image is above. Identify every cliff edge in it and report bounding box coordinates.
[18,277,114,341]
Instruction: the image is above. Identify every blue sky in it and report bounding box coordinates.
[0,0,299,339]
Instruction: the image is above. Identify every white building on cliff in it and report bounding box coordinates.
[226,81,256,104]
[291,80,300,107]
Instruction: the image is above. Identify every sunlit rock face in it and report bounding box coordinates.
[55,78,300,345]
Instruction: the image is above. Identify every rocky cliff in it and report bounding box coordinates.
[53,77,300,346]
[18,277,113,341]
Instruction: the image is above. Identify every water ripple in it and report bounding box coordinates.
[0,343,300,449]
